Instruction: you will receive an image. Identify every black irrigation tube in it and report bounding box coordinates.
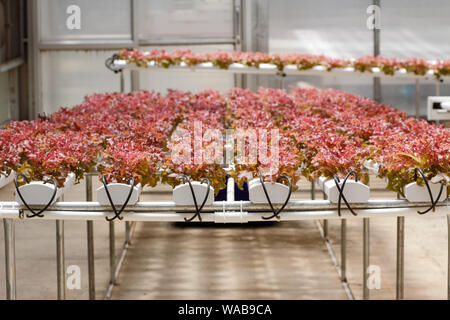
[414,168,445,215]
[101,175,135,222]
[105,53,123,73]
[182,175,211,222]
[259,174,293,220]
[14,174,57,218]
[333,171,359,217]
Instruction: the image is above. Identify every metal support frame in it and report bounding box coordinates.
[341,219,347,282]
[373,0,381,103]
[276,72,286,90]
[104,221,136,300]
[125,222,132,246]
[3,219,16,300]
[322,189,329,239]
[363,218,370,300]
[109,221,116,286]
[56,219,65,300]
[323,221,329,240]
[415,79,420,118]
[316,220,354,300]
[396,216,405,300]
[316,187,353,299]
[1,199,449,300]
[233,0,244,88]
[120,71,125,93]
[85,175,95,300]
[1,199,445,215]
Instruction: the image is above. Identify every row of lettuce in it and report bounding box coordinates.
[118,49,450,78]
[0,88,448,197]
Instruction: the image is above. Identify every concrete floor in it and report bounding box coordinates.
[0,177,448,300]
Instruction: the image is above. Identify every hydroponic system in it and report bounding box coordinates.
[0,48,449,301]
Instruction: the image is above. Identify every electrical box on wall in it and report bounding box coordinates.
[427,96,450,121]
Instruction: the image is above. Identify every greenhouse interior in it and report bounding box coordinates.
[0,0,449,304]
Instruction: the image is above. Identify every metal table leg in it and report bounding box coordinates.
[109,221,116,285]
[415,79,420,118]
[56,220,65,300]
[316,181,330,240]
[120,70,125,93]
[363,218,370,300]
[85,175,96,300]
[396,216,405,300]
[3,219,16,300]
[341,219,347,282]
[323,220,329,239]
[125,222,131,246]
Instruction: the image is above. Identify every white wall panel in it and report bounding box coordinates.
[41,50,130,114]
[39,0,132,42]
[137,0,233,40]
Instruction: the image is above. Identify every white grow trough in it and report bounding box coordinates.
[404,182,447,203]
[248,178,291,204]
[97,183,142,206]
[318,177,370,203]
[173,181,214,206]
[15,173,76,205]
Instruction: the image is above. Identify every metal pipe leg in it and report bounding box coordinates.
[120,71,125,93]
[277,74,285,89]
[87,221,95,299]
[363,218,370,300]
[323,220,329,240]
[396,216,405,300]
[85,175,95,300]
[322,190,328,240]
[109,221,116,285]
[3,219,16,300]
[341,219,347,282]
[415,79,420,118]
[56,220,65,300]
[125,222,131,246]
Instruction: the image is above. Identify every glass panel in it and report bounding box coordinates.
[269,0,450,117]
[39,0,132,42]
[381,0,450,59]
[268,0,374,108]
[380,79,450,117]
[269,0,372,57]
[0,71,10,123]
[41,50,130,114]
[137,0,234,40]
[138,45,235,93]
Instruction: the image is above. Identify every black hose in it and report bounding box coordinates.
[14,174,58,218]
[102,175,135,221]
[333,171,359,217]
[260,174,293,220]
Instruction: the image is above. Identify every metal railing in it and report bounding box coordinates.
[1,182,449,300]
